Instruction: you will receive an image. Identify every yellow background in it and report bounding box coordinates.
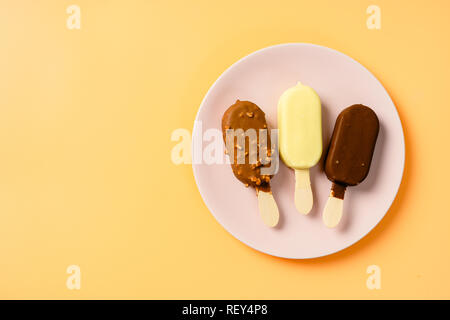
[0,0,449,299]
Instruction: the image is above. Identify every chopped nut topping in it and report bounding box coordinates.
[250,160,262,169]
[251,160,261,169]
[246,112,254,118]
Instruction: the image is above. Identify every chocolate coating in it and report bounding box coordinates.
[324,104,379,198]
[222,100,272,192]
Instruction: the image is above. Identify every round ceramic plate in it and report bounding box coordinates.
[192,43,405,259]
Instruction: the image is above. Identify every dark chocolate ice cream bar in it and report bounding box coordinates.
[322,104,379,227]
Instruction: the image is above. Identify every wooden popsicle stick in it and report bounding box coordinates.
[322,195,343,228]
[294,169,313,215]
[257,190,279,227]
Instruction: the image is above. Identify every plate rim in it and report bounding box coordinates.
[192,42,405,259]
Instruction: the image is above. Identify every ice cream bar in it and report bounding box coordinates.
[278,82,322,214]
[322,104,379,228]
[222,100,279,227]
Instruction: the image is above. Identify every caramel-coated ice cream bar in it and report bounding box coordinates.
[222,100,279,227]
[322,104,379,228]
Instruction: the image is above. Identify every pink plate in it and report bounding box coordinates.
[192,43,405,259]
